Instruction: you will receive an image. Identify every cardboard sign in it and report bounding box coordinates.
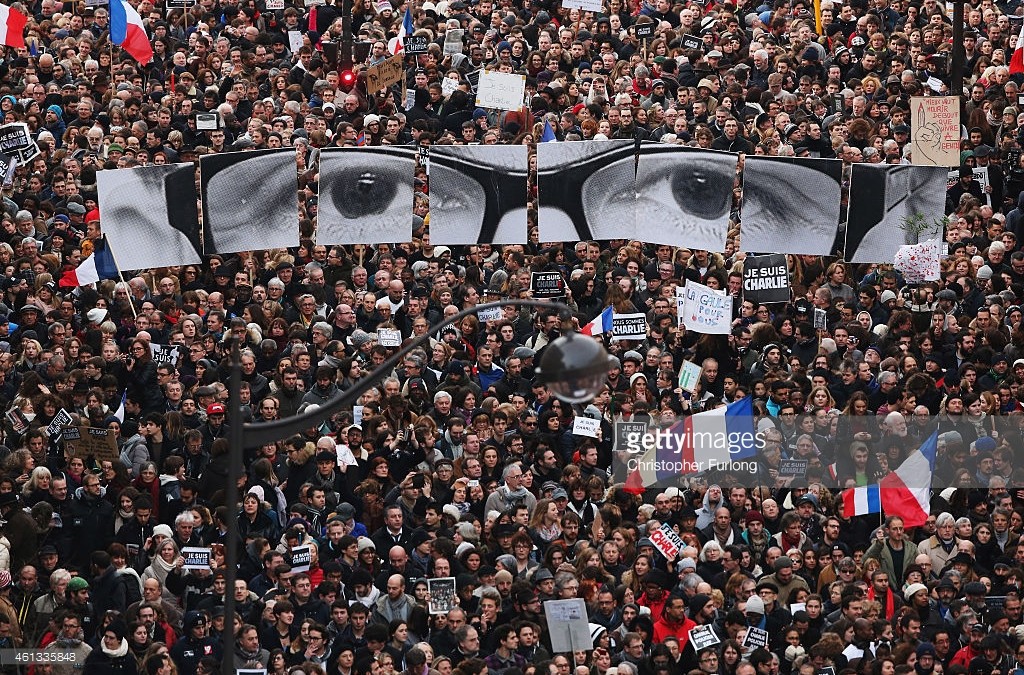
[910,96,960,167]
[290,545,312,572]
[406,35,429,54]
[544,599,593,653]
[477,306,502,322]
[46,408,74,440]
[475,70,527,112]
[690,625,721,651]
[676,286,687,327]
[974,167,991,206]
[614,421,647,453]
[778,458,808,478]
[635,23,656,40]
[678,360,702,393]
[683,281,733,334]
[530,271,565,299]
[288,30,304,53]
[443,29,464,55]
[367,54,405,92]
[743,254,790,304]
[612,312,648,341]
[561,0,602,10]
[377,328,402,347]
[182,547,212,570]
[572,416,600,438]
[64,426,119,462]
[681,34,703,51]
[743,626,769,649]
[650,522,685,560]
[149,343,181,367]
[428,577,456,614]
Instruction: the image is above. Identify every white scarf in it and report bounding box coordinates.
[102,638,129,658]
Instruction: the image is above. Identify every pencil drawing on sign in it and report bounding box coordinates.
[739,155,843,255]
[635,145,738,251]
[536,140,637,242]
[96,163,203,269]
[428,144,528,245]
[317,147,416,245]
[200,149,300,254]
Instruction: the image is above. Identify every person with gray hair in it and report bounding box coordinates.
[484,462,536,514]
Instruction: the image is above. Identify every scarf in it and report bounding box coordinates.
[938,536,956,554]
[102,638,129,658]
[867,585,895,620]
[499,484,530,508]
[56,631,83,648]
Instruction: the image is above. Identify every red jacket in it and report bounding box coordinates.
[653,615,697,647]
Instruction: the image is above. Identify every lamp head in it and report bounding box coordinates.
[538,332,615,404]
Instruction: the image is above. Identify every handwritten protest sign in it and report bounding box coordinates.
[910,96,960,167]
[476,70,526,111]
[572,416,600,438]
[64,426,119,462]
[367,54,404,92]
[650,523,685,559]
[683,281,732,334]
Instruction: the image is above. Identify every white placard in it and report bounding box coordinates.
[182,547,212,570]
[544,599,593,653]
[561,0,602,9]
[288,31,304,53]
[442,77,460,97]
[443,29,464,55]
[612,312,648,341]
[649,523,685,559]
[475,70,527,112]
[678,360,702,393]
[683,281,732,334]
[377,328,402,347]
[572,416,600,438]
[477,306,502,322]
[266,0,284,8]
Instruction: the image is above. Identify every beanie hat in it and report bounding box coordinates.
[745,510,765,525]
[745,594,765,615]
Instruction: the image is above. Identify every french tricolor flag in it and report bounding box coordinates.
[0,5,26,49]
[59,238,118,287]
[110,0,153,65]
[388,6,414,55]
[1012,19,1024,75]
[581,306,613,336]
[627,397,757,490]
[842,484,881,518]
[878,430,937,528]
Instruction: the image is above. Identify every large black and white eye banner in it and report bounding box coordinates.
[635,145,738,251]
[200,149,299,254]
[536,140,637,242]
[427,145,529,245]
[318,147,417,245]
[845,164,947,263]
[739,156,843,255]
[96,163,203,269]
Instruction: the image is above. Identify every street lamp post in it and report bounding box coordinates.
[220,299,615,672]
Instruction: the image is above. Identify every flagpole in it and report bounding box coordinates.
[100,235,139,320]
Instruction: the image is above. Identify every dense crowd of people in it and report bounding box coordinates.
[0,0,1020,673]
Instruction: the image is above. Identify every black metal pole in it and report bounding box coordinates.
[951,0,965,99]
[237,299,562,449]
[222,340,243,675]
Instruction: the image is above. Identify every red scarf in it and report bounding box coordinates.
[867,585,895,619]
